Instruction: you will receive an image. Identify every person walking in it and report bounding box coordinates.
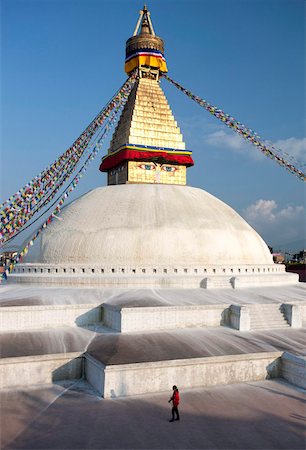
[168,385,180,422]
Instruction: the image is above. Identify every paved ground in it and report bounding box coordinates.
[1,379,305,449]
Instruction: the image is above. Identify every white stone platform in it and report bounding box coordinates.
[85,351,282,398]
[0,300,304,333]
[1,284,306,333]
[0,327,305,395]
[0,283,305,396]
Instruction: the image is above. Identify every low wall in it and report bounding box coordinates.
[85,351,282,398]
[0,352,83,389]
[1,350,304,394]
[103,304,229,332]
[0,304,102,332]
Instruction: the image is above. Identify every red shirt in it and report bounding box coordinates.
[172,390,180,406]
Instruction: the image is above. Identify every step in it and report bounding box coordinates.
[250,315,285,319]
[251,317,289,323]
[250,316,287,321]
[249,305,282,309]
[251,318,288,324]
[229,303,290,331]
[251,324,290,329]
[251,326,286,331]
[251,323,290,328]
[247,303,290,331]
[249,312,284,318]
[252,324,290,330]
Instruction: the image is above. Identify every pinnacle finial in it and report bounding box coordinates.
[133,3,155,36]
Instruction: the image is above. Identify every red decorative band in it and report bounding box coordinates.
[99,149,194,172]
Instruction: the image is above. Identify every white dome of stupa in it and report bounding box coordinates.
[26,184,273,267]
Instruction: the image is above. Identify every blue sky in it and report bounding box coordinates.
[1,0,305,250]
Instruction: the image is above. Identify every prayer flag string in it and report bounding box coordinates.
[163,74,305,182]
[0,74,137,245]
[3,101,122,245]
[0,77,134,281]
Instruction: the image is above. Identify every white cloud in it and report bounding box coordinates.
[206,129,246,150]
[181,115,306,165]
[181,116,263,160]
[277,205,304,219]
[245,199,278,223]
[272,137,306,163]
[243,199,305,245]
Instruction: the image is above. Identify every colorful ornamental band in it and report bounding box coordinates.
[99,144,193,172]
[125,48,168,74]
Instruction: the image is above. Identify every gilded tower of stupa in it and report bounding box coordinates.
[100,4,194,185]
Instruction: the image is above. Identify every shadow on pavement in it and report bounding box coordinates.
[1,380,305,450]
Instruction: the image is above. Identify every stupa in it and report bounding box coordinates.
[8,7,297,289]
[1,5,305,415]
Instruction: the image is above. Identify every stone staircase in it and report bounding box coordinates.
[249,304,290,330]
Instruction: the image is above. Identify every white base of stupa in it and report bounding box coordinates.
[1,283,305,396]
[9,262,298,288]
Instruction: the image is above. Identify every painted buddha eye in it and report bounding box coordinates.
[162,166,177,172]
[138,164,156,171]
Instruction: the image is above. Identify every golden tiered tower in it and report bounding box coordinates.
[100,4,193,185]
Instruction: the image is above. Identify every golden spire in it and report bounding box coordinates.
[125,5,167,75]
[99,5,193,186]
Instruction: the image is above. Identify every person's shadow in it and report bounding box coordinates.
[110,389,117,398]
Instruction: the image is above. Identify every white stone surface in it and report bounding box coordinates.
[2,284,305,307]
[103,304,228,332]
[85,354,105,396]
[0,353,83,389]
[0,304,102,332]
[232,273,298,288]
[85,352,282,398]
[282,304,303,328]
[281,352,306,389]
[24,184,274,267]
[229,305,251,331]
